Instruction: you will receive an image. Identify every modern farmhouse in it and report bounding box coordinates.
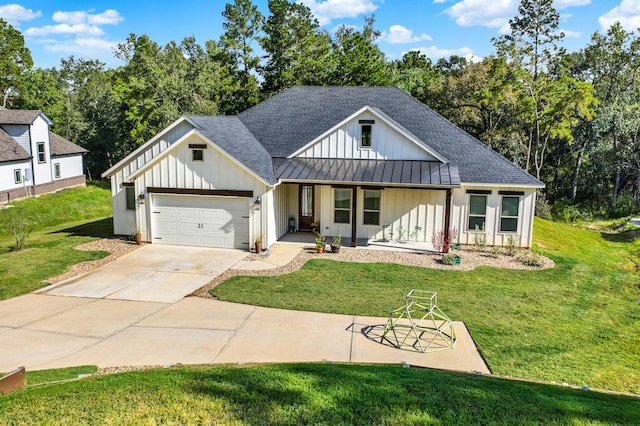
[103,86,543,250]
[0,109,87,203]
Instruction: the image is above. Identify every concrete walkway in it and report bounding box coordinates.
[0,243,490,375]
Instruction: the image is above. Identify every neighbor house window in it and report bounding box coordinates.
[125,187,136,210]
[360,124,372,148]
[192,149,204,161]
[36,142,46,163]
[334,188,351,224]
[468,195,487,231]
[14,169,21,184]
[54,163,61,178]
[363,190,380,225]
[500,196,520,232]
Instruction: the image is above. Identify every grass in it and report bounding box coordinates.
[25,365,98,386]
[212,218,640,394]
[0,184,114,300]
[1,364,638,425]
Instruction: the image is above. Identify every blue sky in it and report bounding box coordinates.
[0,1,637,69]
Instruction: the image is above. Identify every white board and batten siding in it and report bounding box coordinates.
[2,117,53,186]
[451,186,537,248]
[311,185,445,242]
[109,120,196,236]
[297,112,437,161]
[131,133,270,249]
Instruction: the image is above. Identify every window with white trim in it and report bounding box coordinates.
[500,196,520,232]
[334,188,351,224]
[192,149,204,161]
[360,124,372,148]
[468,195,487,231]
[363,190,380,225]
[14,169,22,184]
[54,163,61,178]
[36,142,46,163]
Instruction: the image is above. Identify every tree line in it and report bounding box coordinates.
[2,0,640,218]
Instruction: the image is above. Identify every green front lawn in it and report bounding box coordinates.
[0,184,114,300]
[1,364,638,425]
[212,218,640,394]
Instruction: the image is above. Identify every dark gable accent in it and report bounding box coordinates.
[188,143,207,149]
[466,189,492,195]
[122,182,134,187]
[358,119,375,124]
[147,187,253,197]
[498,190,525,196]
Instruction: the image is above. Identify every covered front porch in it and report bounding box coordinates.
[276,230,436,253]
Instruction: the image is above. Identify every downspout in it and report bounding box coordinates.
[444,188,452,238]
[350,185,358,247]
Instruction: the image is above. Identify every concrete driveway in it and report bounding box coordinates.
[38,245,247,303]
[0,243,490,375]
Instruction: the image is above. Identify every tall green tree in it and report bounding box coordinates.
[330,16,391,86]
[260,0,333,97]
[219,0,263,112]
[388,51,441,107]
[0,19,33,108]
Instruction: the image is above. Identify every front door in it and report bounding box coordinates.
[299,185,314,231]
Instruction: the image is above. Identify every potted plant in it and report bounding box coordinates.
[315,234,326,253]
[134,227,142,245]
[254,236,263,254]
[330,235,342,253]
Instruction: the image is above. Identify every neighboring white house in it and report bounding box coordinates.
[0,109,88,203]
[103,86,544,250]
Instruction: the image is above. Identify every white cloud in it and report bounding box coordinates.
[25,23,105,37]
[561,28,581,38]
[298,0,379,25]
[599,0,640,32]
[52,9,123,26]
[444,0,516,29]
[444,0,590,31]
[409,45,482,63]
[44,36,116,55]
[0,4,41,26]
[555,0,591,8]
[385,25,432,44]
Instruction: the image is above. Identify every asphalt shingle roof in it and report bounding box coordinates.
[239,86,542,186]
[49,131,87,156]
[0,128,30,163]
[185,115,278,185]
[0,109,46,125]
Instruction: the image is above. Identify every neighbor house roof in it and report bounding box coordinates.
[0,128,30,163]
[49,131,88,156]
[0,109,53,125]
[239,86,542,187]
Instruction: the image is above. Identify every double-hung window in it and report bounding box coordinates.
[468,195,487,231]
[334,188,351,224]
[363,190,380,225]
[14,169,22,184]
[360,125,372,148]
[36,142,46,163]
[54,163,61,178]
[500,196,520,232]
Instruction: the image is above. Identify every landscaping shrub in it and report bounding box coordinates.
[473,225,487,252]
[517,250,541,267]
[505,234,519,256]
[609,192,637,218]
[441,253,458,265]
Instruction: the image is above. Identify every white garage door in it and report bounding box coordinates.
[151,195,250,249]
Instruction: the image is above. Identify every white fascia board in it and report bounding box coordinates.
[101,116,194,178]
[460,182,545,189]
[287,105,449,163]
[125,129,273,187]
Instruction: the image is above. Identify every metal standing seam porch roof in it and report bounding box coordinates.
[274,158,460,187]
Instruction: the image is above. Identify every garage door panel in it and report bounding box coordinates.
[151,195,250,249]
